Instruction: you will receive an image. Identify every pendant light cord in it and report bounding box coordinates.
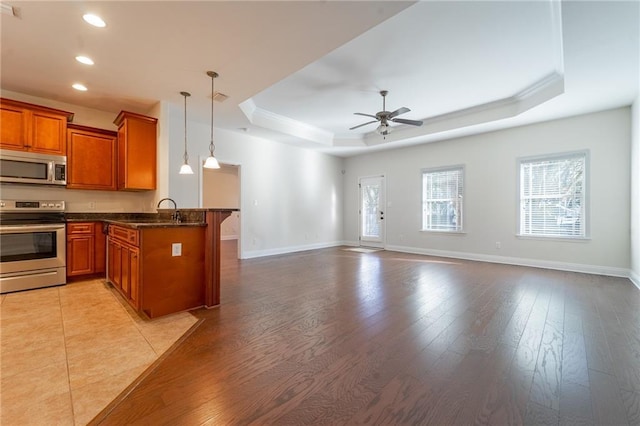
[209,72,216,156]
[184,93,189,163]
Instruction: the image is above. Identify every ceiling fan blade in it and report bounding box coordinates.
[388,107,410,119]
[349,120,378,130]
[354,112,378,119]
[391,118,423,126]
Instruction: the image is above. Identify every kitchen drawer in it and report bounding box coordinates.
[67,222,95,235]
[109,225,139,246]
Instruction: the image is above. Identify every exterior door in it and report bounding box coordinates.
[359,175,385,248]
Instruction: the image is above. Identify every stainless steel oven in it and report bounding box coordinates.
[0,200,66,294]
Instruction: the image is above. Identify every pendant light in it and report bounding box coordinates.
[179,91,194,175]
[203,71,221,169]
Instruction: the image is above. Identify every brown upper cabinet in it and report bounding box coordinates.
[0,98,74,155]
[67,124,118,191]
[114,111,157,191]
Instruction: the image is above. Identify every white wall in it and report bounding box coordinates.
[631,97,640,288]
[202,164,240,208]
[344,108,632,276]
[164,101,344,258]
[221,212,240,240]
[0,90,157,212]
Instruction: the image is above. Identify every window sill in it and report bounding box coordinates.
[516,234,591,243]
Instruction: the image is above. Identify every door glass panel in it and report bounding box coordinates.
[361,182,380,239]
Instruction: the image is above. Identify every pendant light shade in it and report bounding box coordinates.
[179,163,193,174]
[203,71,221,169]
[179,91,194,175]
[204,155,220,169]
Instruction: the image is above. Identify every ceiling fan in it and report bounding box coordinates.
[350,90,423,136]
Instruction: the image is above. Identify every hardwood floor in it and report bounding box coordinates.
[94,243,640,425]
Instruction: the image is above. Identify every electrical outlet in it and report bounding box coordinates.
[495,242,501,249]
[172,243,182,256]
[88,201,96,210]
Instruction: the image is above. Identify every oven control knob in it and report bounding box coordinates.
[0,202,4,207]
[48,203,54,208]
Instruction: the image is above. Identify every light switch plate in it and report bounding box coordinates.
[172,243,182,256]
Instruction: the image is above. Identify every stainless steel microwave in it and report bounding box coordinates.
[0,149,67,186]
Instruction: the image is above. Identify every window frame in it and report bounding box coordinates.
[516,150,590,240]
[421,164,465,233]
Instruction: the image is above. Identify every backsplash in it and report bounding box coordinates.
[0,184,156,212]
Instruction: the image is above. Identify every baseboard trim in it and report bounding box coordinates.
[385,244,631,279]
[221,235,238,241]
[630,269,640,290]
[242,241,346,259]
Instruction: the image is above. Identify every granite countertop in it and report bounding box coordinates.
[65,208,237,229]
[102,219,207,229]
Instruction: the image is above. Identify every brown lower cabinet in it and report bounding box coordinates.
[106,224,205,318]
[107,226,140,309]
[66,222,106,277]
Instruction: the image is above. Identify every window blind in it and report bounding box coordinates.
[422,167,463,231]
[519,153,586,237]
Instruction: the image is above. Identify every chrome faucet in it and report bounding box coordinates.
[156,198,182,223]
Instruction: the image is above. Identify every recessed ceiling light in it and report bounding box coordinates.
[72,83,88,91]
[82,13,106,28]
[75,55,94,65]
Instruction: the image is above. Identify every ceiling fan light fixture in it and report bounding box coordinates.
[376,123,390,135]
[350,90,421,137]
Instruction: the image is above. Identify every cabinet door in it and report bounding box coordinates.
[94,223,106,274]
[117,123,127,190]
[129,247,140,309]
[115,112,157,190]
[107,239,116,284]
[0,103,28,150]
[120,245,130,296]
[67,236,95,276]
[29,110,67,155]
[67,126,117,190]
[110,240,122,290]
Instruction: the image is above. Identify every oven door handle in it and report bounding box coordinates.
[0,224,66,234]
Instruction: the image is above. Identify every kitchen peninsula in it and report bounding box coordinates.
[66,208,237,319]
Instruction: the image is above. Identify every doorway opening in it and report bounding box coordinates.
[201,161,241,259]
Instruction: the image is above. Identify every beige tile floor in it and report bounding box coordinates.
[0,279,198,425]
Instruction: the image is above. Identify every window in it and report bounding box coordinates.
[422,166,464,232]
[518,151,587,238]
